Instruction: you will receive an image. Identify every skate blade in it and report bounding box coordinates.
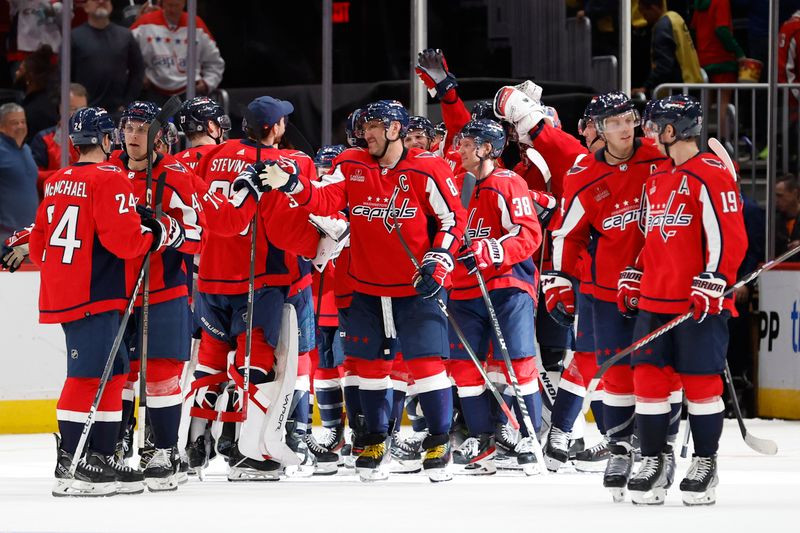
[630,488,666,505]
[357,466,390,482]
[608,487,626,503]
[176,471,189,485]
[312,462,339,476]
[52,479,117,498]
[544,456,565,473]
[390,459,422,474]
[574,461,608,473]
[145,476,179,492]
[425,467,453,483]
[285,464,316,478]
[495,457,522,471]
[682,488,716,506]
[522,463,540,476]
[226,468,281,482]
[116,481,145,495]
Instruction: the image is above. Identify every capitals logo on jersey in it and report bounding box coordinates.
[601,189,645,233]
[646,176,693,242]
[466,208,492,240]
[350,184,418,233]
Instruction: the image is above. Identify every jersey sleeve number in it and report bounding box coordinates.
[512,196,533,217]
[115,193,137,214]
[720,191,739,213]
[46,205,83,264]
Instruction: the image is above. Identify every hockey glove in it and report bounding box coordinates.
[493,86,548,146]
[690,272,726,323]
[415,48,458,101]
[137,206,185,252]
[458,238,504,275]
[231,161,265,201]
[1,226,31,272]
[617,267,643,318]
[412,248,454,299]
[530,190,557,229]
[513,80,543,104]
[256,158,302,194]
[540,270,576,327]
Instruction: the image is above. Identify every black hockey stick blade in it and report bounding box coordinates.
[460,172,477,210]
[154,172,168,217]
[147,96,182,152]
[284,121,315,157]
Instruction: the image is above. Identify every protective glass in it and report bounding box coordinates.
[597,109,640,133]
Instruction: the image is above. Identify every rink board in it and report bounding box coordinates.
[757,269,800,419]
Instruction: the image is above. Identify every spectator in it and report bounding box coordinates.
[691,0,745,83]
[71,0,144,117]
[634,0,703,97]
[131,0,225,105]
[576,1,619,57]
[0,102,38,241]
[29,82,86,198]
[15,44,58,143]
[775,174,800,260]
[5,0,61,77]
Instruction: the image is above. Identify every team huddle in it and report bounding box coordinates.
[0,49,746,506]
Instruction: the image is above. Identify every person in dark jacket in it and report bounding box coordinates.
[0,102,38,242]
[14,45,58,144]
[775,174,800,259]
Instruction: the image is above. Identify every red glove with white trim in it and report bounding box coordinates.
[540,270,575,327]
[458,238,504,275]
[1,225,32,272]
[690,272,726,323]
[617,266,643,318]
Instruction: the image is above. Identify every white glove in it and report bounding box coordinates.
[493,86,548,146]
[513,80,543,103]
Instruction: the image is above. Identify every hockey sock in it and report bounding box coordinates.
[118,388,135,441]
[390,359,409,429]
[342,357,362,430]
[684,374,725,456]
[602,365,635,442]
[314,368,344,429]
[58,375,125,456]
[450,359,492,435]
[512,390,543,437]
[406,357,452,436]
[289,389,310,435]
[146,359,184,449]
[590,398,605,433]
[550,388,583,433]
[356,359,393,435]
[634,408,670,456]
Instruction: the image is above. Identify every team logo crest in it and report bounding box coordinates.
[70,349,78,360]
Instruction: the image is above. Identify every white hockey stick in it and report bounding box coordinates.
[708,137,737,182]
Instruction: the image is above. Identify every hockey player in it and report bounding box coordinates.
[542,97,610,473]
[449,119,543,475]
[538,92,668,500]
[174,96,231,170]
[186,96,321,481]
[28,107,183,497]
[250,99,467,483]
[622,95,746,505]
[111,101,204,491]
[404,115,436,151]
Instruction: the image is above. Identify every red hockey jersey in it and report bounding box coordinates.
[451,168,541,300]
[289,147,466,298]
[175,144,219,172]
[638,153,747,314]
[551,141,667,302]
[195,139,320,295]
[29,162,155,324]
[108,152,204,306]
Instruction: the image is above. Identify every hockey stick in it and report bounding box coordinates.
[388,201,520,430]
[582,244,800,417]
[137,96,182,450]
[524,148,558,410]
[723,360,777,455]
[69,250,154,477]
[460,171,548,475]
[708,137,737,182]
[240,143,262,421]
[680,416,691,459]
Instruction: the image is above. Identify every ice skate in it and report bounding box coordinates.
[422,434,452,483]
[285,421,316,477]
[52,438,117,498]
[628,454,668,505]
[453,434,496,475]
[603,441,634,502]
[390,431,424,474]
[515,436,541,476]
[143,448,179,492]
[305,432,339,475]
[227,446,283,481]
[543,426,570,472]
[494,422,521,470]
[680,455,718,506]
[575,436,610,473]
[356,435,391,482]
[106,453,145,495]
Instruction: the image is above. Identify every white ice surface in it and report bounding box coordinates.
[0,420,798,533]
